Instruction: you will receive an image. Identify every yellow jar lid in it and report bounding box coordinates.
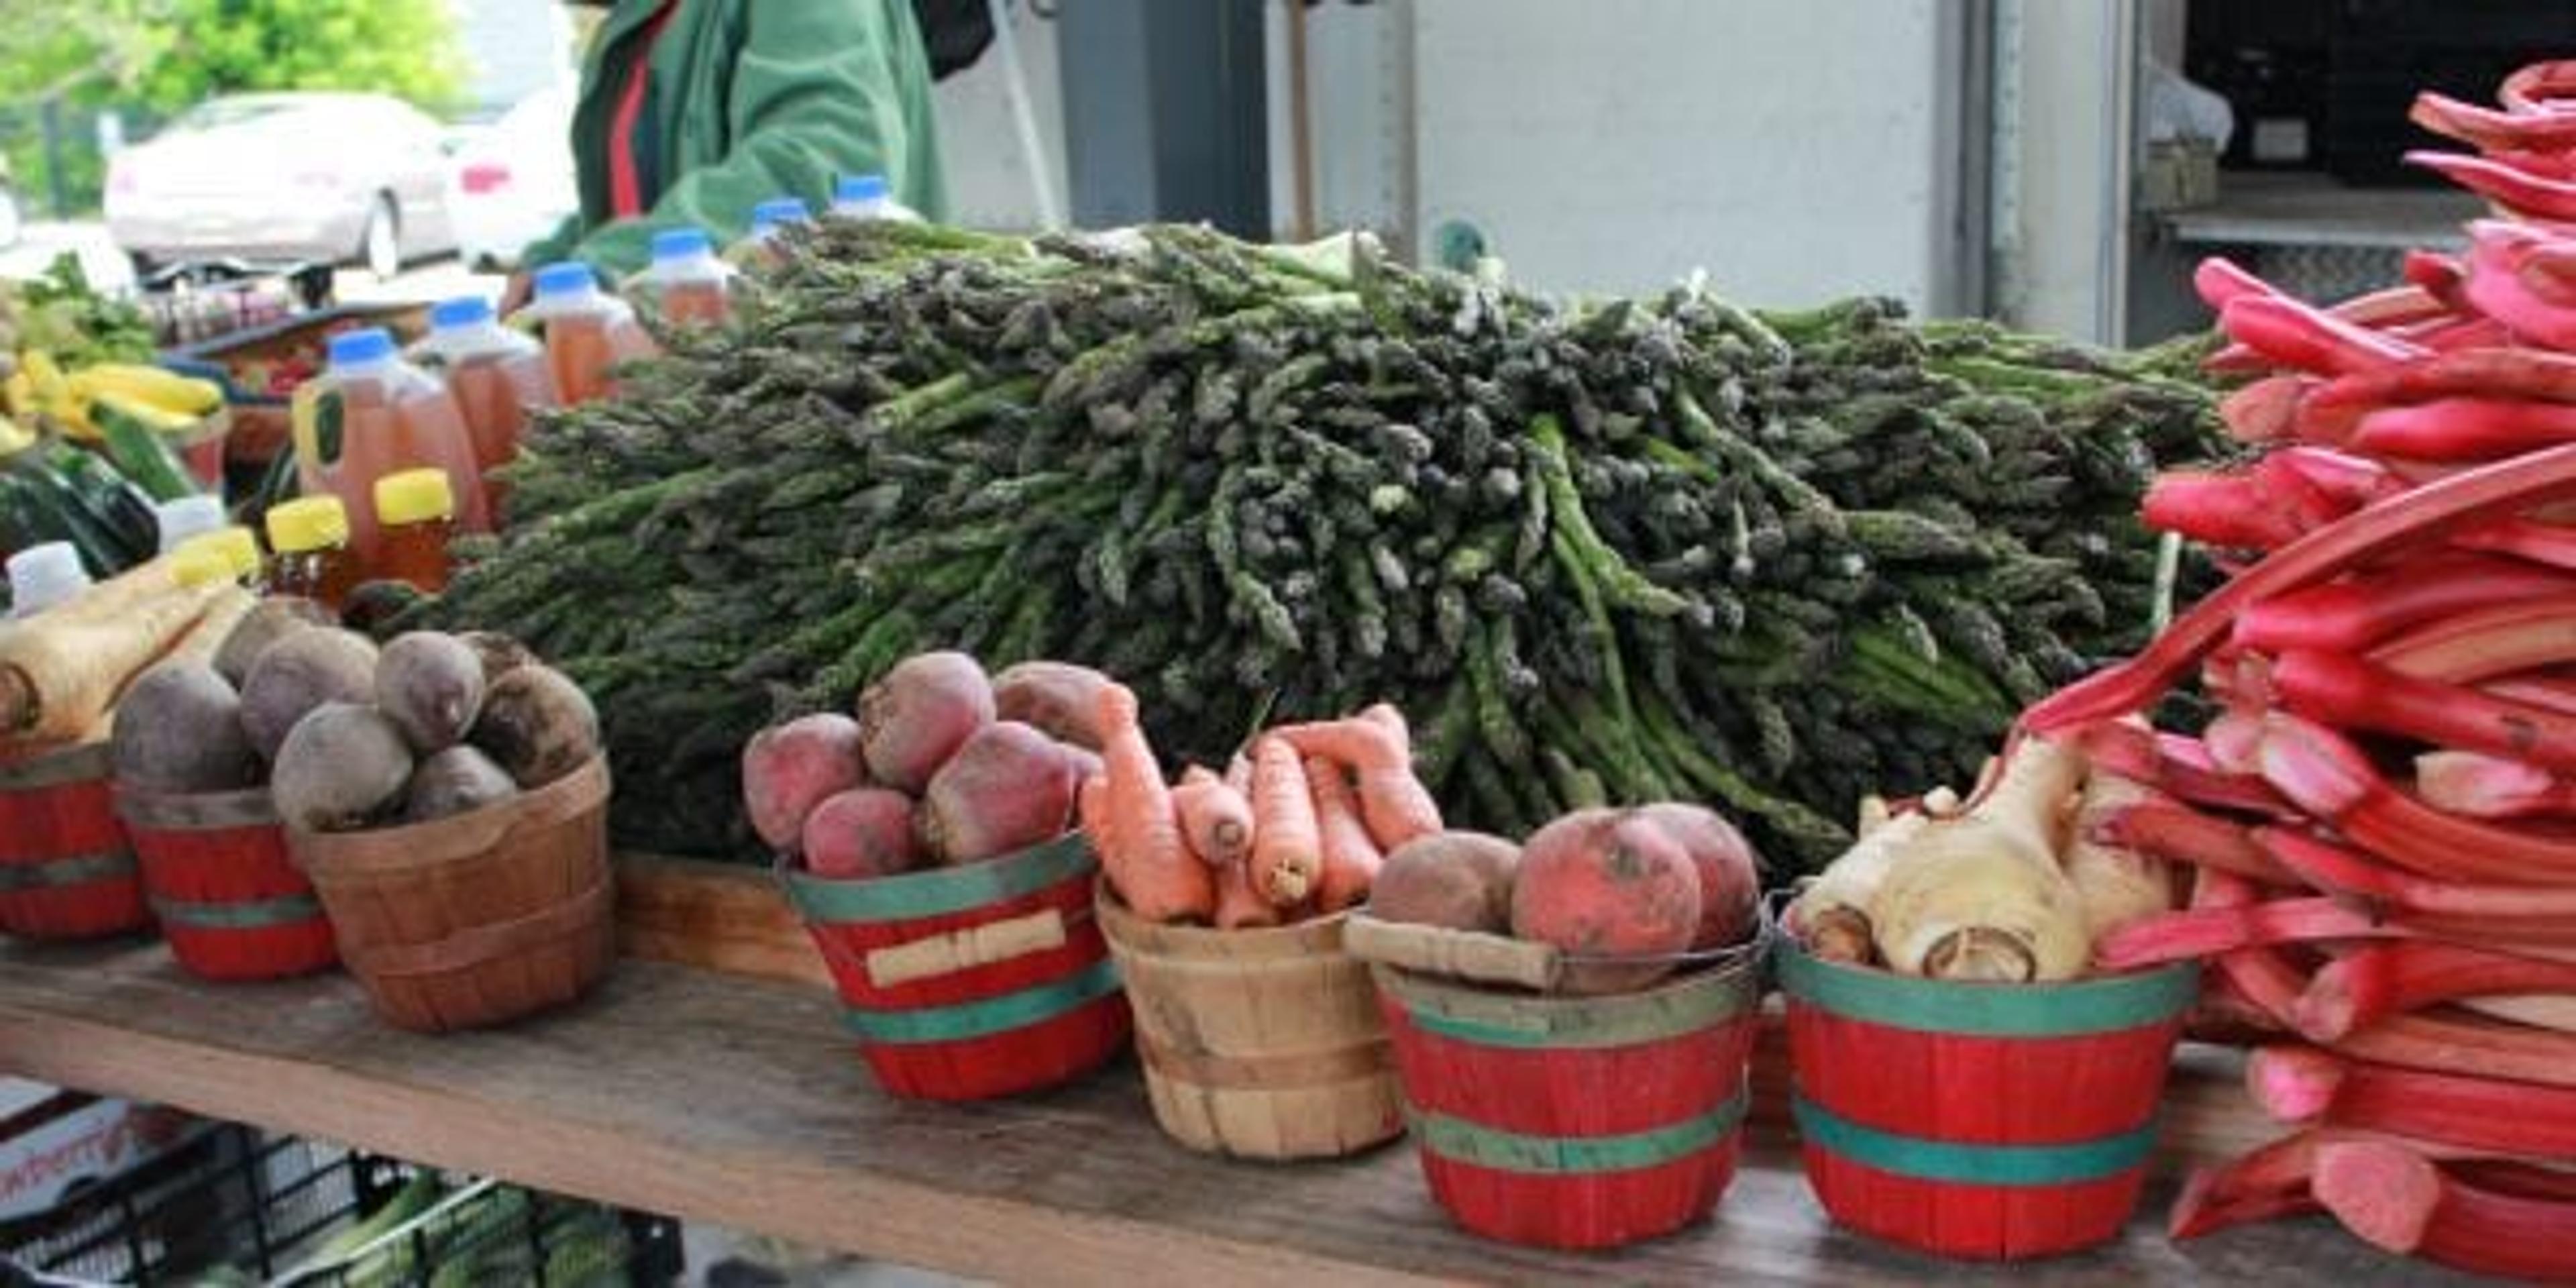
[178,526,262,580]
[264,496,350,553]
[374,468,455,527]
[168,545,233,588]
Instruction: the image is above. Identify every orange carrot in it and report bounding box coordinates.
[1267,714,1443,851]
[1305,755,1383,912]
[1172,764,1255,869]
[1248,735,1322,906]
[1212,850,1283,929]
[1095,684,1212,922]
[1077,774,1112,859]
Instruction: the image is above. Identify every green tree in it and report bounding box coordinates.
[135,0,466,115]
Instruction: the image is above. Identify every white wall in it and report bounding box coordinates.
[931,5,1070,233]
[1990,0,2133,342]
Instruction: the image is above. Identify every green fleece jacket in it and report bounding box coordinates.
[522,0,949,276]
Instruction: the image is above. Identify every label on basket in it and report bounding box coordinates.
[862,909,1068,987]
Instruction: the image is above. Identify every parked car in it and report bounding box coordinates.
[105,92,460,280]
[0,156,21,251]
[449,85,578,271]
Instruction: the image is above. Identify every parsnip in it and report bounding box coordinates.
[1791,809,1936,966]
[1867,735,2093,982]
[2063,771,2179,941]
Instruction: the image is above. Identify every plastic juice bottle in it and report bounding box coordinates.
[150,494,226,554]
[177,525,264,588]
[413,294,556,515]
[290,328,492,568]
[514,262,656,408]
[373,468,457,593]
[5,543,90,618]
[729,197,812,269]
[263,496,360,610]
[830,173,919,222]
[635,227,733,327]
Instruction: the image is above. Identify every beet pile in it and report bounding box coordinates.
[2019,60,2576,1281]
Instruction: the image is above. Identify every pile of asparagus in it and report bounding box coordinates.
[421,220,2221,866]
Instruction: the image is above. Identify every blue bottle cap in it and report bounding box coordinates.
[749,197,810,233]
[532,261,598,299]
[835,173,890,204]
[651,227,713,261]
[326,327,396,366]
[430,295,494,330]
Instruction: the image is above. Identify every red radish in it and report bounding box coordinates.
[918,720,1077,864]
[856,651,995,794]
[741,713,867,852]
[1510,808,1701,995]
[1369,832,1521,933]
[802,788,922,880]
[1634,802,1760,950]
[991,660,1112,751]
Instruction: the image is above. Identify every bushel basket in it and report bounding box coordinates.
[289,756,614,1032]
[0,741,148,939]
[119,783,335,981]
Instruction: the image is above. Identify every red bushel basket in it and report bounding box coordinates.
[0,741,148,939]
[119,784,336,981]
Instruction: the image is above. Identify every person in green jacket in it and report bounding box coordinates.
[511,0,949,292]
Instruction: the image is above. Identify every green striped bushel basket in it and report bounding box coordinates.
[780,834,1130,1102]
[1776,934,2198,1260]
[0,740,147,939]
[118,784,336,981]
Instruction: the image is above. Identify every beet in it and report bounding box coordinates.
[856,651,994,794]
[211,597,332,688]
[991,661,1111,751]
[470,665,599,789]
[802,788,923,880]
[456,631,537,684]
[1511,808,1701,995]
[375,632,487,753]
[741,713,869,852]
[402,746,519,823]
[239,629,380,763]
[1635,802,1762,950]
[111,661,260,794]
[918,720,1075,863]
[1369,831,1521,933]
[270,703,414,833]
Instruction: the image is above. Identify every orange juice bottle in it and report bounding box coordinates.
[413,294,556,518]
[635,227,733,327]
[373,468,458,593]
[514,262,655,407]
[290,327,492,567]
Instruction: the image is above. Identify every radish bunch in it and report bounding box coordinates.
[2022,61,2576,1279]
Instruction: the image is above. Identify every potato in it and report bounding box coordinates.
[1635,802,1762,950]
[1368,831,1521,933]
[111,661,260,794]
[918,721,1076,863]
[270,703,414,832]
[402,745,519,823]
[239,629,380,763]
[741,713,867,852]
[375,632,487,753]
[469,665,600,789]
[1511,808,1701,995]
[856,651,993,794]
[211,597,333,688]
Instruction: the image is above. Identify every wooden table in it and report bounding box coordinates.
[0,862,2487,1287]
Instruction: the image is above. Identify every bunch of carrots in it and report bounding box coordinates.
[1084,686,1442,927]
[2016,62,2576,1280]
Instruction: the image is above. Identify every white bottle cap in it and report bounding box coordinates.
[7,543,93,618]
[153,494,227,553]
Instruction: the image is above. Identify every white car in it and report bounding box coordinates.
[105,92,460,279]
[449,85,578,271]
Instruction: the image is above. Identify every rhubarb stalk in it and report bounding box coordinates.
[2313,1141,2576,1281]
[2291,941,2576,1041]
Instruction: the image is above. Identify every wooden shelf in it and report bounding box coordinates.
[0,862,2482,1286]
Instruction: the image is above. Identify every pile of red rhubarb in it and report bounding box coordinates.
[2022,61,2576,1279]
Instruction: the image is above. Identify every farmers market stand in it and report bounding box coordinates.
[0,858,2481,1287]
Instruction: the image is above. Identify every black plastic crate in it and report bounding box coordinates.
[0,1125,680,1288]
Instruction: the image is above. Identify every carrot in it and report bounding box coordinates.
[0,567,223,741]
[1224,750,1253,794]
[1248,735,1322,906]
[1211,849,1283,929]
[1077,774,1114,861]
[1305,755,1383,913]
[1095,684,1212,922]
[1171,763,1255,869]
[1267,711,1443,850]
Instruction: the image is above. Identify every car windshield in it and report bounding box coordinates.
[169,98,301,132]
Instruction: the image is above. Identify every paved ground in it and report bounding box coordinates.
[0,219,502,309]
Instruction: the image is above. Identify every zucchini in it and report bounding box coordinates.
[1,455,129,574]
[92,396,200,502]
[40,444,158,564]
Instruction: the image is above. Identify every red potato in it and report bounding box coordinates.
[803,788,924,880]
[857,651,994,793]
[741,713,868,852]
[1635,802,1762,950]
[1511,808,1702,995]
[919,720,1077,863]
[1368,831,1521,933]
[992,661,1112,751]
